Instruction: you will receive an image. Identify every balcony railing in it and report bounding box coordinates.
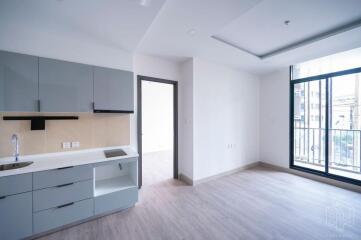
[294,127,361,176]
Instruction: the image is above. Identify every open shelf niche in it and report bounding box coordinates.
[94,160,137,197]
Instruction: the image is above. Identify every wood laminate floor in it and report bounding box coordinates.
[37,166,361,240]
[142,150,173,186]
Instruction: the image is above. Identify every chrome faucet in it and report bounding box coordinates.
[11,134,19,161]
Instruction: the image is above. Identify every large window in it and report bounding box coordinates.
[291,47,361,185]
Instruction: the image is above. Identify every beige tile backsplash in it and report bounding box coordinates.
[0,112,130,157]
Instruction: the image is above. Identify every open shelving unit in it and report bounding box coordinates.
[94,159,137,197]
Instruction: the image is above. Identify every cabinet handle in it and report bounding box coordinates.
[38,99,41,112]
[57,166,74,170]
[56,202,74,209]
[0,196,6,200]
[56,182,74,188]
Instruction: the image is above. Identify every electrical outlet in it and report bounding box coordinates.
[62,142,71,149]
[71,141,80,148]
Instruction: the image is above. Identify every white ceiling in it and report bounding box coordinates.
[0,0,166,52]
[138,0,361,75]
[1,0,361,76]
[215,0,361,57]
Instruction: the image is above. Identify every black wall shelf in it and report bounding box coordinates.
[3,116,79,130]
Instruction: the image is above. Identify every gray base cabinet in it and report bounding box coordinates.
[0,173,32,196]
[0,158,138,239]
[95,187,138,215]
[34,198,94,234]
[33,180,93,212]
[0,192,33,240]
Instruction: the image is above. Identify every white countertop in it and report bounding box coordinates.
[0,146,138,178]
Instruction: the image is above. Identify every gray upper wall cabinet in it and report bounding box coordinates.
[39,58,93,112]
[0,50,134,113]
[0,51,39,112]
[93,67,134,112]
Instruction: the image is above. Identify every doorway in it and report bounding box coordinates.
[137,75,178,188]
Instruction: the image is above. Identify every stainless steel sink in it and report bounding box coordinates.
[0,161,33,171]
[104,149,127,158]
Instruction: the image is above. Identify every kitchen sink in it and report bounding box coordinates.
[104,149,127,158]
[0,161,33,171]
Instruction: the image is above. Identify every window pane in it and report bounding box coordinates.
[293,79,326,171]
[292,47,361,80]
[329,73,361,180]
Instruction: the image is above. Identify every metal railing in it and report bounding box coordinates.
[294,127,361,175]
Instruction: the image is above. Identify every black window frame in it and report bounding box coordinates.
[290,66,361,186]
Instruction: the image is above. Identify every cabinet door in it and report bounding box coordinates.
[0,192,32,240]
[39,58,93,112]
[93,67,134,112]
[0,51,38,112]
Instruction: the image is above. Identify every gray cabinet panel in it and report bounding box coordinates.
[94,187,138,215]
[39,58,93,112]
[0,192,32,240]
[93,67,134,112]
[33,164,93,190]
[33,179,93,212]
[0,173,32,197]
[33,198,93,234]
[0,51,38,112]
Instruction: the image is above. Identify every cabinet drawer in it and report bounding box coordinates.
[0,173,32,197]
[94,187,138,215]
[33,164,93,190]
[0,192,32,240]
[33,179,93,212]
[34,198,94,234]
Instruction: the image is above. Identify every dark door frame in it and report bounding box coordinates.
[137,75,178,188]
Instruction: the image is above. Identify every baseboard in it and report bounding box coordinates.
[179,161,261,186]
[178,173,194,185]
[259,162,361,193]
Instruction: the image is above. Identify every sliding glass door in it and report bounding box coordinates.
[293,79,326,172]
[291,69,361,185]
[329,73,361,181]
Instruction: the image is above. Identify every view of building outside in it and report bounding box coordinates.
[293,47,361,179]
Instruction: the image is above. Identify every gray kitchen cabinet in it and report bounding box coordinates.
[94,187,138,215]
[0,51,39,112]
[33,198,93,234]
[0,173,32,197]
[33,179,93,212]
[33,164,93,190]
[0,192,33,240]
[39,58,93,112]
[93,66,134,112]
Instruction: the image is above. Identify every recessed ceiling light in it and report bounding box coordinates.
[187,29,197,36]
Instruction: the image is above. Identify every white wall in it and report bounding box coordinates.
[192,58,260,181]
[141,81,173,153]
[0,26,133,71]
[259,69,290,168]
[179,59,194,179]
[133,54,181,80]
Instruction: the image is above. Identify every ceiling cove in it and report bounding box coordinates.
[212,18,361,60]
